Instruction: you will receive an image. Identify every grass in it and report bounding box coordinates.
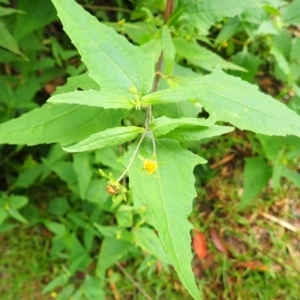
[190,136,300,300]
[0,226,54,300]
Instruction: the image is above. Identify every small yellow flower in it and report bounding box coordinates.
[51,292,57,298]
[143,159,158,174]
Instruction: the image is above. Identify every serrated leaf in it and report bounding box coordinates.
[53,73,100,95]
[166,125,234,141]
[150,115,216,137]
[51,0,154,95]
[174,38,245,72]
[63,126,144,153]
[122,138,204,300]
[143,68,300,137]
[48,90,135,109]
[162,25,175,75]
[0,104,124,146]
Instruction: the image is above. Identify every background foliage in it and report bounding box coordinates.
[0,0,300,299]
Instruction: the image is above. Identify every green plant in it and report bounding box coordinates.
[1,0,300,299]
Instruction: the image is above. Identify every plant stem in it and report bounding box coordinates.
[117,131,147,182]
[145,0,173,147]
[119,0,174,180]
[164,0,174,23]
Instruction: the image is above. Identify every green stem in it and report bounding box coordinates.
[117,131,147,182]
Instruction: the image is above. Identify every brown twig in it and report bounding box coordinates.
[108,268,121,300]
[116,262,153,300]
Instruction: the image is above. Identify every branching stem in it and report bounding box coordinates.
[118,0,173,182]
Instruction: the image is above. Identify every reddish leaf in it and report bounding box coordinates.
[236,261,268,271]
[192,230,207,259]
[209,228,233,257]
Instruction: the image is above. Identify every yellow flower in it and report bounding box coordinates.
[143,159,158,174]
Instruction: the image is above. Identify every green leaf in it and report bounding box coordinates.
[240,157,272,208]
[53,73,100,95]
[0,7,24,16]
[73,153,93,199]
[271,47,290,79]
[134,227,171,264]
[51,0,154,95]
[162,25,175,75]
[0,104,125,146]
[174,38,245,72]
[63,126,144,153]
[15,0,57,40]
[281,166,300,188]
[47,197,70,216]
[282,0,300,25]
[44,221,67,236]
[51,161,77,184]
[13,165,44,188]
[150,115,216,137]
[9,195,28,209]
[229,51,262,82]
[171,0,256,33]
[116,205,134,228]
[0,23,27,59]
[122,138,204,300]
[48,90,136,110]
[215,17,242,45]
[82,276,105,300]
[108,21,154,44]
[153,100,202,119]
[42,274,70,294]
[69,252,92,273]
[0,207,8,226]
[8,209,28,223]
[143,68,300,137]
[96,236,133,277]
[166,125,234,141]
